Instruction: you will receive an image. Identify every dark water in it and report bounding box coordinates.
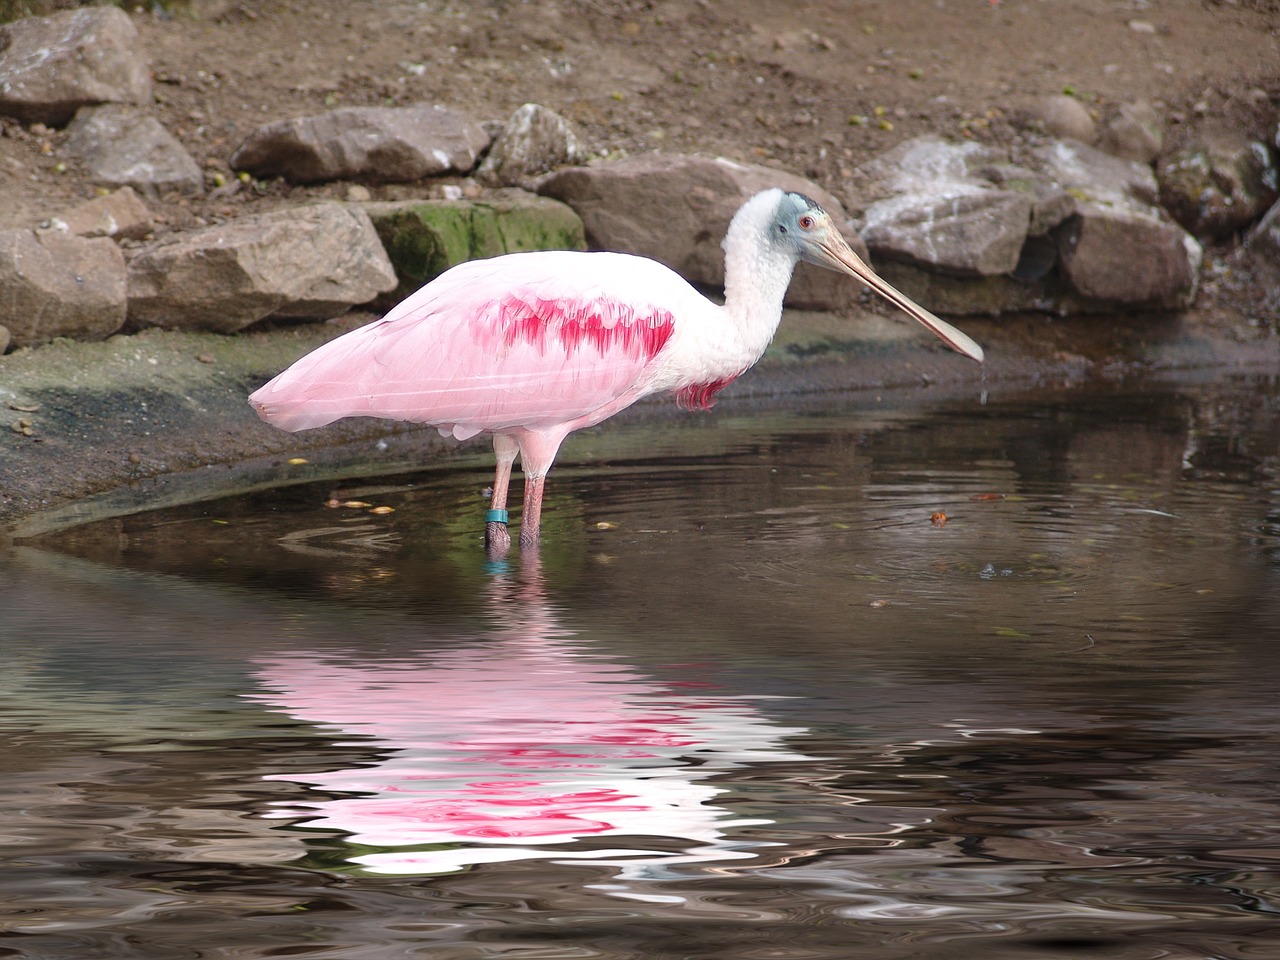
[4,374,1280,959]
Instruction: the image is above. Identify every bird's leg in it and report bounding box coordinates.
[519,472,546,549]
[486,434,519,556]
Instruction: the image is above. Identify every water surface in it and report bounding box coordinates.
[4,374,1279,959]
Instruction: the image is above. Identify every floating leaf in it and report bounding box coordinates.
[287,457,309,465]
[994,626,1032,639]
[369,506,395,515]
[341,500,372,509]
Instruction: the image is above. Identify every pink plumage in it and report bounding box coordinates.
[250,189,983,551]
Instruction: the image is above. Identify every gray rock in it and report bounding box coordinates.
[1035,139,1201,308]
[1034,139,1161,208]
[538,153,868,310]
[476,103,585,189]
[1157,129,1279,239]
[127,203,398,333]
[857,137,1036,277]
[862,189,1034,277]
[0,323,9,354]
[1027,95,1096,143]
[42,186,153,240]
[0,7,152,126]
[365,191,586,303]
[1245,198,1280,310]
[230,103,490,184]
[66,104,204,198]
[1056,209,1201,307]
[1098,100,1163,164]
[850,135,1200,314]
[0,228,127,348]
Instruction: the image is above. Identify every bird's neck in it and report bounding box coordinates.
[720,229,797,361]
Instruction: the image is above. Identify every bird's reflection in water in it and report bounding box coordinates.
[248,555,814,877]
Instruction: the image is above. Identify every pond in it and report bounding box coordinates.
[4,372,1279,959]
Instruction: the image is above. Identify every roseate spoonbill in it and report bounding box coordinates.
[249,188,983,550]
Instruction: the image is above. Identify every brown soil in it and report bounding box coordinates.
[2,0,1277,294]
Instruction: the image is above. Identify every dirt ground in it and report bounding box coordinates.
[2,0,1278,309]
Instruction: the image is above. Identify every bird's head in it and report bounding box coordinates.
[764,190,985,364]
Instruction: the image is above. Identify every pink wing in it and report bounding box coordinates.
[250,251,697,435]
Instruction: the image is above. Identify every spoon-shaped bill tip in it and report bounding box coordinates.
[814,233,985,364]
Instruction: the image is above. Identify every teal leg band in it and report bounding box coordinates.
[486,509,509,524]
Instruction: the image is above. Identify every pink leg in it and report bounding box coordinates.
[519,474,546,548]
[513,428,568,549]
[485,434,518,555]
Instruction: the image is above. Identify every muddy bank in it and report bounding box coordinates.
[4,304,1277,541]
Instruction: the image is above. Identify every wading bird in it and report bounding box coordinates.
[250,189,983,551]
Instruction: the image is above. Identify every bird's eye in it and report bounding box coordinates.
[799,215,816,230]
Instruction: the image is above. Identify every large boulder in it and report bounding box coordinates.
[0,228,127,348]
[66,104,204,198]
[127,204,398,333]
[365,191,586,302]
[853,136,1201,314]
[476,103,585,190]
[1157,128,1279,240]
[0,7,152,126]
[1038,140,1201,309]
[538,153,869,310]
[230,103,491,184]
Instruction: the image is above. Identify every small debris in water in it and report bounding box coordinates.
[930,511,948,526]
[369,506,395,515]
[8,402,39,413]
[341,500,372,509]
[595,521,617,530]
[973,492,1006,501]
[287,457,309,465]
[869,598,890,608]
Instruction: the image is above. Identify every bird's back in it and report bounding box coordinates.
[249,251,710,436]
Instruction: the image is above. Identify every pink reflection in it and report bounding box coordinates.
[248,563,810,874]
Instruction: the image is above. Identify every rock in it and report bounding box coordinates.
[127,203,397,333]
[1244,198,1280,309]
[0,324,9,354]
[1035,138,1161,208]
[65,104,204,198]
[857,137,1040,277]
[0,228,127,348]
[849,135,1199,314]
[1036,140,1201,308]
[1157,128,1279,240]
[0,7,152,126]
[230,103,490,184]
[538,153,868,310]
[1098,100,1163,164]
[1056,210,1201,307]
[476,103,585,189]
[1027,95,1096,143]
[364,191,586,302]
[41,186,153,240]
[862,190,1034,277]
